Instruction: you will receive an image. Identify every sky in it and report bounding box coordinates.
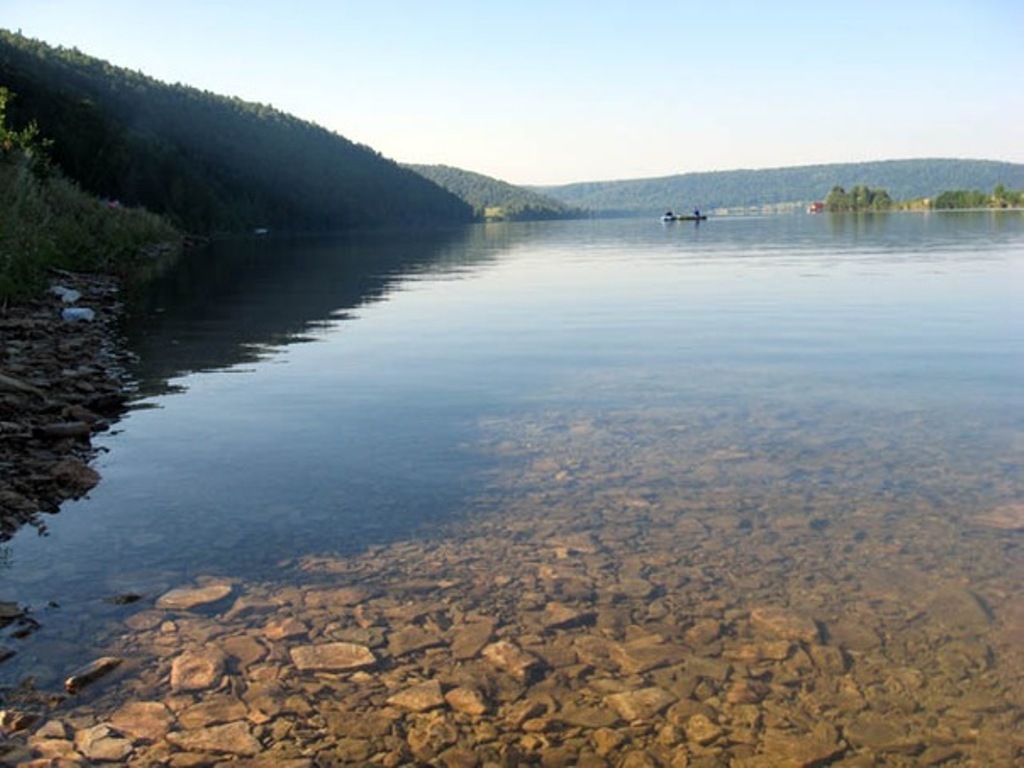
[3,0,1023,185]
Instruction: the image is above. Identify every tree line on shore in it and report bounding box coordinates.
[823,183,1024,212]
[538,160,1024,214]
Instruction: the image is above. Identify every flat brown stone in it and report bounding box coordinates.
[388,625,445,657]
[845,714,922,754]
[450,618,496,660]
[171,647,227,692]
[749,606,821,643]
[482,640,542,680]
[178,694,249,728]
[761,723,845,766]
[610,638,687,674]
[265,616,309,640]
[560,703,621,728]
[973,502,1024,530]
[540,601,595,631]
[304,586,375,608]
[444,686,489,716]
[156,583,233,610]
[606,686,677,721]
[387,680,445,712]
[74,724,133,762]
[166,720,261,756]
[108,701,173,742]
[290,642,376,671]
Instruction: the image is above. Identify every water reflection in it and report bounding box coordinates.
[122,226,515,395]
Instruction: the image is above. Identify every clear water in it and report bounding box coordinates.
[1,213,1022,708]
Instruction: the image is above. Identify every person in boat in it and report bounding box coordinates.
[693,207,701,218]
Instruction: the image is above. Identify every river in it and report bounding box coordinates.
[1,212,1022,764]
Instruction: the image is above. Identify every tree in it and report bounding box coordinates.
[0,87,44,156]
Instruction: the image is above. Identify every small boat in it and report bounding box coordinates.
[662,209,707,222]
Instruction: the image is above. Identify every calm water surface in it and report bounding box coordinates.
[1,213,1022,709]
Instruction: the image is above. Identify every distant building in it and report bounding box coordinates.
[807,201,825,214]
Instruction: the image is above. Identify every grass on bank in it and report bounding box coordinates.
[0,155,179,303]
[1,87,178,303]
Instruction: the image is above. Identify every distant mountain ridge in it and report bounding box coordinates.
[534,159,1024,214]
[406,164,582,220]
[0,30,473,233]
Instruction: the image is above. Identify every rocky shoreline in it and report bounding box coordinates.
[0,271,133,542]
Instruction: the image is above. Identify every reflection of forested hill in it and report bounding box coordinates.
[122,228,512,394]
[0,31,473,233]
[537,159,1024,214]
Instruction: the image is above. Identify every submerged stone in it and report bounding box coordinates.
[749,606,821,643]
[482,640,542,680]
[108,701,174,742]
[444,686,489,715]
[605,687,677,721]
[973,503,1024,531]
[290,641,376,671]
[166,720,261,756]
[156,583,233,610]
[74,724,133,762]
[171,647,227,692]
[387,680,445,712]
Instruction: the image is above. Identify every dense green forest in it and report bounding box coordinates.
[538,159,1024,214]
[0,31,473,233]
[406,164,583,221]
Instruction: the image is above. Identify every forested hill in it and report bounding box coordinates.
[537,159,1024,214]
[0,31,473,233]
[406,164,582,220]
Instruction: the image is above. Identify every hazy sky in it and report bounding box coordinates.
[4,0,1022,185]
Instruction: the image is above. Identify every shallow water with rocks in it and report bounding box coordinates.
[1,214,1022,766]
